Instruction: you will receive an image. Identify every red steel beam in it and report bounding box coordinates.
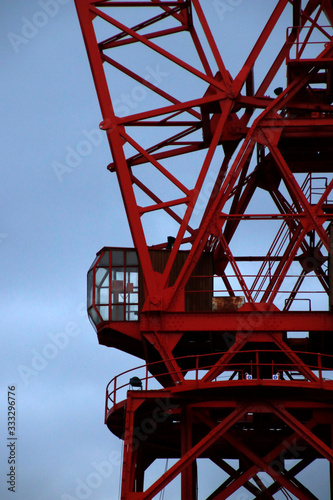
[196,408,318,500]
[140,404,247,500]
[140,310,333,332]
[271,403,333,463]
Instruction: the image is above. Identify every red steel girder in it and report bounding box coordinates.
[114,391,333,500]
[140,310,333,332]
[197,410,314,500]
[136,404,247,500]
[75,0,333,312]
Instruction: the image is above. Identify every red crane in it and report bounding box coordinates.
[75,1,333,498]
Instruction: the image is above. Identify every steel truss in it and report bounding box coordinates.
[116,390,333,500]
[75,0,333,498]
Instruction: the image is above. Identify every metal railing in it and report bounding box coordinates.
[286,25,333,61]
[105,350,333,420]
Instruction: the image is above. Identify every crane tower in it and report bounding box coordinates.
[74,1,333,498]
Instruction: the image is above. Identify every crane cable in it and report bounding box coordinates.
[281,486,293,500]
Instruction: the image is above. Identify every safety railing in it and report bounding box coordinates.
[105,350,333,419]
[186,270,328,313]
[286,25,333,61]
[303,173,332,205]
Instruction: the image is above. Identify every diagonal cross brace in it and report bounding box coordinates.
[140,404,247,500]
[196,408,321,500]
[270,403,333,463]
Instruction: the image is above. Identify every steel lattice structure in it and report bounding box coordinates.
[75,1,333,498]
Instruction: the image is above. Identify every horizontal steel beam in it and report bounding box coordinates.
[140,311,333,332]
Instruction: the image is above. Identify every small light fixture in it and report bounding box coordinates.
[129,376,142,389]
[166,236,176,249]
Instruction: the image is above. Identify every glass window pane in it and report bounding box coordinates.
[88,255,100,272]
[112,268,124,303]
[96,267,109,287]
[98,305,109,321]
[88,307,102,326]
[87,270,93,308]
[126,268,139,290]
[112,292,124,304]
[98,250,110,267]
[126,304,139,321]
[88,314,97,331]
[126,251,138,265]
[112,250,124,266]
[96,287,109,304]
[112,305,124,321]
[112,268,124,280]
[128,293,138,304]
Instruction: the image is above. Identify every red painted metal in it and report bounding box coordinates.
[74,1,333,498]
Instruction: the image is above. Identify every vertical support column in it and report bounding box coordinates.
[121,395,135,500]
[121,395,143,500]
[134,448,145,493]
[181,405,197,500]
[293,0,301,28]
[330,423,333,500]
[329,224,333,311]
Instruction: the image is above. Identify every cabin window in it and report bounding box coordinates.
[87,249,139,327]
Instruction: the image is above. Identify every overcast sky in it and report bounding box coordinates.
[1,1,330,499]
